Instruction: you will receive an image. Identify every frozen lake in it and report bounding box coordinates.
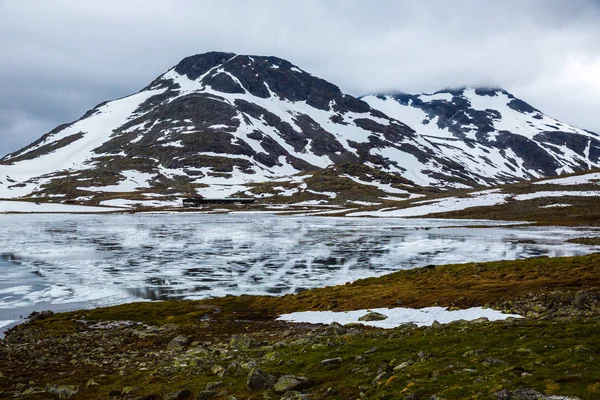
[1,214,599,332]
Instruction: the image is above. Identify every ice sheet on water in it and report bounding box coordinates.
[0,320,15,329]
[0,214,598,316]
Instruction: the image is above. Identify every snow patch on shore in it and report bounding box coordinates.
[277,306,521,329]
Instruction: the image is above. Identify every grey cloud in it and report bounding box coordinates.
[1,0,599,156]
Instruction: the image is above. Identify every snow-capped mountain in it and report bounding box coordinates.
[363,88,600,182]
[0,52,598,207]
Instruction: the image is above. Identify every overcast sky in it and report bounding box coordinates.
[1,0,599,156]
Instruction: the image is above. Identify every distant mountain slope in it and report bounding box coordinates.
[362,88,600,183]
[1,53,599,207]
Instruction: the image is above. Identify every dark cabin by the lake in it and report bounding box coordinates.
[182,197,255,207]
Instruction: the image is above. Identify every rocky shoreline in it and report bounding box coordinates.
[1,254,599,399]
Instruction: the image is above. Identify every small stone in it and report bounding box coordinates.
[122,386,143,395]
[229,334,259,351]
[325,322,347,336]
[246,368,276,391]
[482,357,506,366]
[393,361,412,371]
[363,346,377,354]
[494,388,556,400]
[324,387,338,396]
[163,390,192,400]
[167,335,189,351]
[431,320,443,329]
[572,345,591,353]
[28,310,54,321]
[205,382,223,390]
[358,311,388,322]
[167,390,195,400]
[196,390,217,400]
[462,349,486,358]
[45,385,78,399]
[372,372,390,386]
[354,355,367,364]
[211,365,225,376]
[85,379,99,388]
[273,375,315,393]
[516,348,533,354]
[321,357,343,366]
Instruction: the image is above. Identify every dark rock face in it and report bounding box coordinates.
[494,132,560,175]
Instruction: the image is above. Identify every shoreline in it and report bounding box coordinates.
[2,253,599,399]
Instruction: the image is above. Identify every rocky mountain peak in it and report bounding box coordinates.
[146,52,368,113]
[1,53,599,207]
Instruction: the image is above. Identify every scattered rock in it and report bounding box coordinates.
[122,386,143,395]
[163,390,192,400]
[364,346,377,354]
[246,368,276,391]
[28,310,54,321]
[372,372,390,386]
[211,365,225,376]
[321,357,343,366]
[85,379,99,387]
[483,357,506,366]
[462,349,486,357]
[45,385,78,399]
[205,382,223,390]
[358,311,388,322]
[354,355,367,364]
[431,320,443,329]
[393,361,412,371]
[516,348,533,354]
[167,335,189,351]
[230,334,259,351]
[280,391,310,399]
[494,388,581,399]
[273,375,315,393]
[325,322,347,336]
[196,390,217,400]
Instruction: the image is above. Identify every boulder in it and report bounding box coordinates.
[358,311,388,322]
[246,368,276,391]
[167,335,189,351]
[273,375,315,393]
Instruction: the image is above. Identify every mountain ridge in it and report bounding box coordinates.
[1,52,599,207]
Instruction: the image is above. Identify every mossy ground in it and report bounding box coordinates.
[2,254,600,399]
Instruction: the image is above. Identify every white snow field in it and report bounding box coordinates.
[277,306,522,328]
[0,201,125,213]
[349,190,600,218]
[534,172,600,186]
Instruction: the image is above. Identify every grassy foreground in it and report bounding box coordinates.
[1,254,599,399]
